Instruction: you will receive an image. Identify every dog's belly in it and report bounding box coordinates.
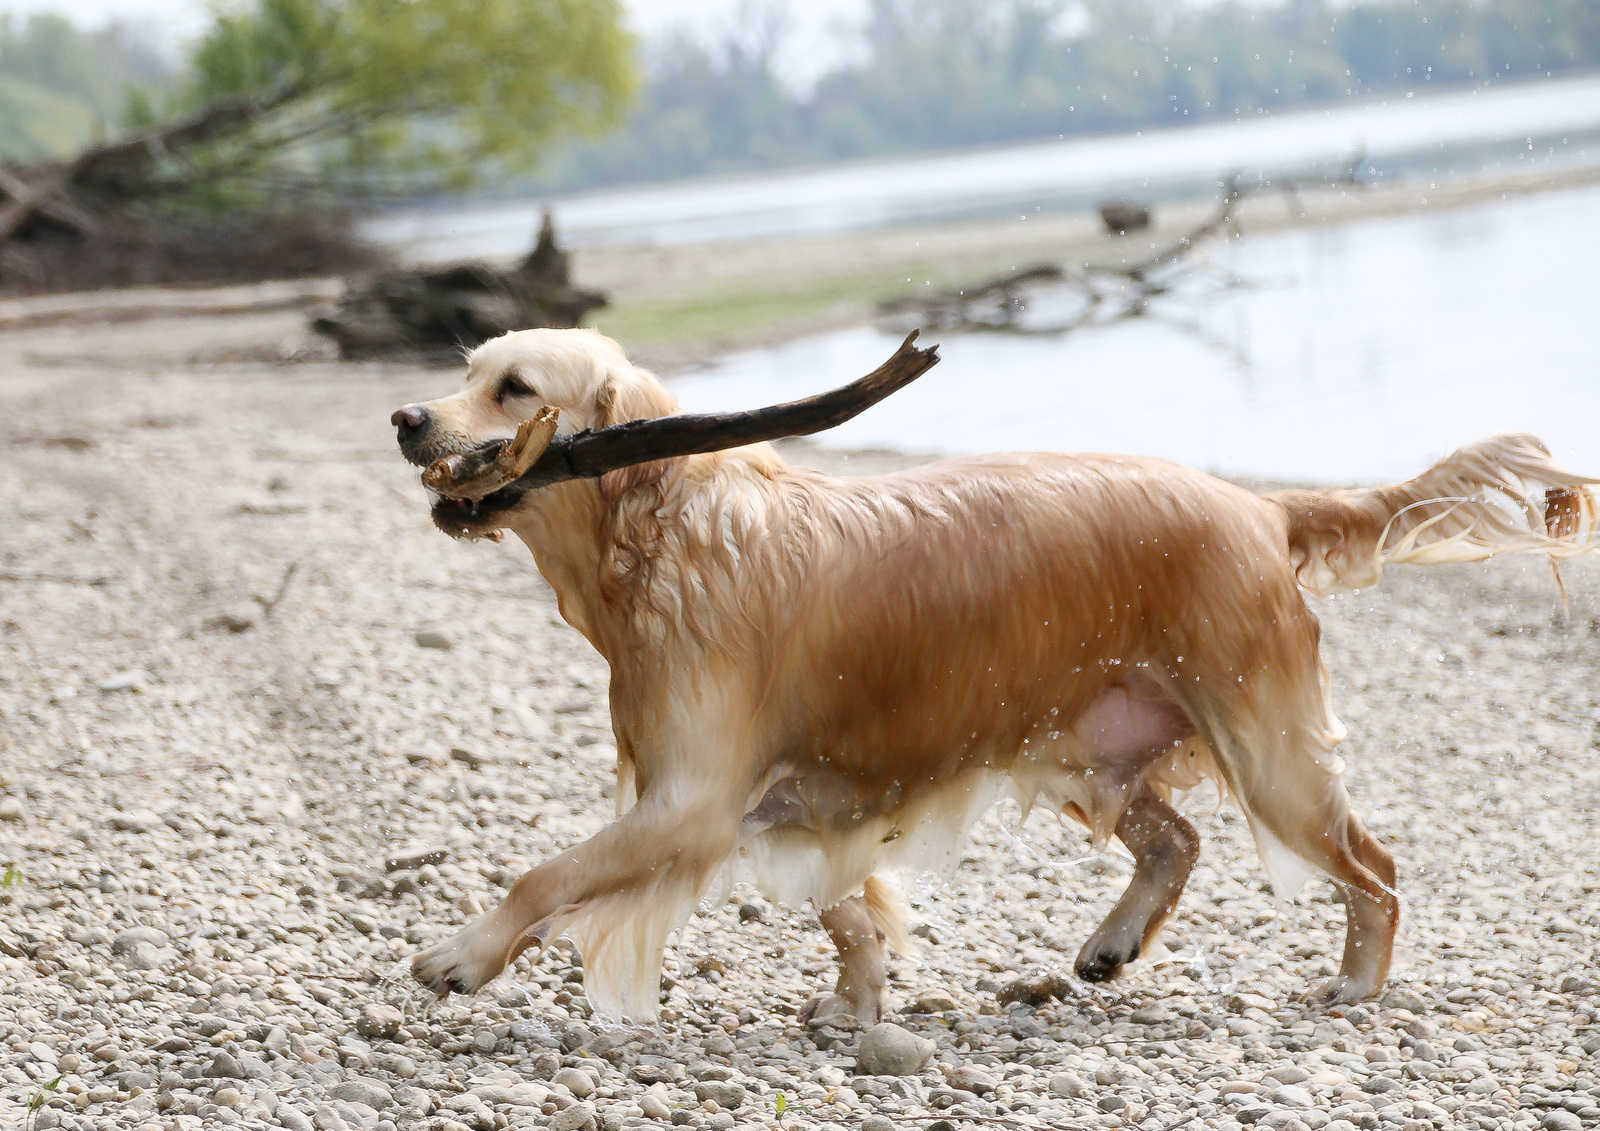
[735,674,1212,911]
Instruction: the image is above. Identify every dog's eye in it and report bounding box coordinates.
[497,375,537,404]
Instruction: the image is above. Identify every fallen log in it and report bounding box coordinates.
[0,277,345,330]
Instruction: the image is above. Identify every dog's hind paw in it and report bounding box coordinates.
[1074,939,1138,984]
[411,929,511,999]
[1299,974,1379,1006]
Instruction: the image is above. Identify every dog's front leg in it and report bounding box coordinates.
[411,781,745,1015]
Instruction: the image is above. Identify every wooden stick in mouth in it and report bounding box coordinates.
[422,406,560,501]
[505,330,940,493]
[416,331,940,503]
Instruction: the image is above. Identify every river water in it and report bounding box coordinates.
[369,76,1600,258]
[666,186,1600,485]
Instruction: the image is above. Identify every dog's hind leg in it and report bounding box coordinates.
[1074,782,1200,983]
[1224,740,1398,1004]
[798,892,888,1025]
[1294,805,1397,1004]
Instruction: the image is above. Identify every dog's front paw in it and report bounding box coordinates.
[1298,974,1379,1006]
[411,925,513,999]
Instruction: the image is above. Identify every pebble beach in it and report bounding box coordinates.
[3,309,1600,1131]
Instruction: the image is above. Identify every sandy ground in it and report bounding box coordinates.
[2,310,1600,1131]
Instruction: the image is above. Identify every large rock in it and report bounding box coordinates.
[553,1067,596,1099]
[549,1102,597,1131]
[327,1078,393,1111]
[111,927,170,953]
[855,1023,935,1076]
[692,1080,746,1108]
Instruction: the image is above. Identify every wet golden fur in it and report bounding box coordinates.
[398,328,1599,1022]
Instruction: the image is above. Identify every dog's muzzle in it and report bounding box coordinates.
[391,404,529,538]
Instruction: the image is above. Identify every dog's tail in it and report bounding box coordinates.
[1265,433,1600,596]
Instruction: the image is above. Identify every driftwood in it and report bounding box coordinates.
[310,212,606,360]
[883,151,1368,336]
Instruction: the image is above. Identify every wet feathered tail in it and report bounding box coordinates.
[1266,433,1600,596]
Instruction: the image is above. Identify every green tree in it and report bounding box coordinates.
[160,0,636,202]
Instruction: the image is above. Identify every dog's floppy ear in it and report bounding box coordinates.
[593,362,679,503]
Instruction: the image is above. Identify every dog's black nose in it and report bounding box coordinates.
[392,404,429,433]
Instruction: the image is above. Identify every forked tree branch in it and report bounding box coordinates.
[411,332,942,495]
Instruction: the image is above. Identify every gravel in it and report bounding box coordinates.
[3,311,1600,1130]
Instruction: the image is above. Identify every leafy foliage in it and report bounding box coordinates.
[540,0,1600,190]
[171,0,636,198]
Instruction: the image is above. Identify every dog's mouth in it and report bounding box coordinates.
[400,436,530,540]
[428,483,528,539]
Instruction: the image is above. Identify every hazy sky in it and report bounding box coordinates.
[0,0,869,85]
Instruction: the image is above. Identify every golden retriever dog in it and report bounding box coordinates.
[391,327,1597,1023]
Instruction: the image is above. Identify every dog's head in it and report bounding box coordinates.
[392,328,678,538]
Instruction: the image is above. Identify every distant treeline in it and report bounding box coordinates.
[3,0,1596,191]
[536,0,1600,191]
[0,16,170,161]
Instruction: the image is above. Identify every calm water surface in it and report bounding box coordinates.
[371,77,1600,258]
[667,187,1600,485]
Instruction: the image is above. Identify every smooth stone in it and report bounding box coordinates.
[1380,988,1427,1013]
[328,1079,393,1111]
[206,1052,247,1080]
[550,1101,597,1131]
[946,1066,996,1095]
[98,670,148,692]
[384,846,448,872]
[111,927,171,953]
[641,1094,672,1120]
[738,901,766,923]
[856,1023,935,1076]
[312,1106,351,1131]
[1274,1086,1316,1108]
[554,1067,597,1099]
[355,1005,404,1041]
[414,629,452,650]
[692,1080,746,1108]
[1050,1073,1088,1098]
[0,797,22,822]
[1543,1113,1583,1131]
[1266,1067,1311,1085]
[121,941,166,969]
[908,991,960,1014]
[108,809,160,832]
[207,607,257,633]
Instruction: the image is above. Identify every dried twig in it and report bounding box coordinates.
[253,562,301,618]
[0,571,112,586]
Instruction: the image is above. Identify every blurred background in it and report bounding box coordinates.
[1,0,1596,479]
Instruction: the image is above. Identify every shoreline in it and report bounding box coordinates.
[1,161,1595,379]
[579,161,1600,374]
